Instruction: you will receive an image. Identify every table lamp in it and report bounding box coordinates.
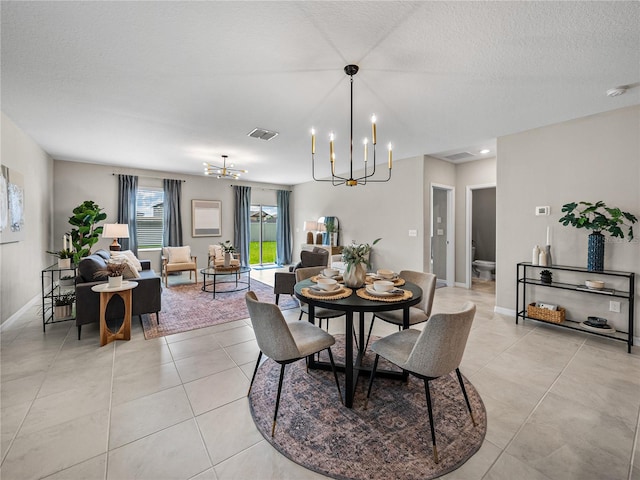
[303,221,317,244]
[102,223,130,251]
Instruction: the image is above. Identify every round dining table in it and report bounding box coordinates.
[294,278,423,408]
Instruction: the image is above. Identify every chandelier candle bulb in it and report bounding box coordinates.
[329,133,334,161]
[371,115,377,144]
[363,138,368,162]
[388,143,393,168]
[311,129,316,154]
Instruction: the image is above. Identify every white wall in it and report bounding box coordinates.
[292,156,425,273]
[0,113,54,324]
[53,160,289,272]
[496,105,640,335]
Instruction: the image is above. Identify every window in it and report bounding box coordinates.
[136,188,164,248]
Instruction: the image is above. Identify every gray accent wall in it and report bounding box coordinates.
[1,113,54,324]
[496,105,639,334]
[53,161,289,273]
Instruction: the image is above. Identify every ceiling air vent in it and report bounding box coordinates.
[247,128,279,141]
[444,151,475,161]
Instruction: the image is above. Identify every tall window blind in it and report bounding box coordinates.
[136,188,164,248]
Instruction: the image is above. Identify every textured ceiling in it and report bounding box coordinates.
[2,1,639,185]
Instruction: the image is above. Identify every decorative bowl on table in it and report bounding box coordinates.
[316,278,339,291]
[377,269,395,280]
[585,280,604,290]
[323,268,339,278]
[373,280,394,292]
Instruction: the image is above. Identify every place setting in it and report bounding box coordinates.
[310,267,343,283]
[365,269,406,287]
[301,273,353,300]
[358,270,412,302]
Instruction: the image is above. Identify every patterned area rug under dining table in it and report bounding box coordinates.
[249,335,487,480]
[141,278,299,339]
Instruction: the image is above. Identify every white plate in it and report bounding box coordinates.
[368,274,399,281]
[309,286,343,296]
[365,285,403,297]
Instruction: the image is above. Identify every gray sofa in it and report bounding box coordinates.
[75,249,162,339]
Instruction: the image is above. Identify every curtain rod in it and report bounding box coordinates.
[111,173,186,182]
[229,184,291,192]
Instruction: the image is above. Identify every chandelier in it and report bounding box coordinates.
[311,64,392,187]
[203,155,247,179]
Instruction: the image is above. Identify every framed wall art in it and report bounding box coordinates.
[192,200,222,237]
[0,164,25,244]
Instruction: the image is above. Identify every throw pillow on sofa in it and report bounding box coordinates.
[111,250,142,271]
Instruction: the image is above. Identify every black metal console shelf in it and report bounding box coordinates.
[516,262,635,353]
[41,263,77,332]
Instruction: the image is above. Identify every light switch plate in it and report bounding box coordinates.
[408,230,417,237]
[535,206,550,216]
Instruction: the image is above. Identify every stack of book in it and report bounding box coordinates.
[581,316,616,333]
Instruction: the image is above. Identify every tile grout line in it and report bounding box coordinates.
[480,336,587,480]
[629,401,640,480]
[103,341,117,480]
[0,320,72,468]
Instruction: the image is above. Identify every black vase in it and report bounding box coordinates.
[587,232,605,271]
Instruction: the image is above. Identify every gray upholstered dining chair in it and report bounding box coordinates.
[295,266,345,327]
[245,291,342,436]
[365,302,477,464]
[365,270,437,350]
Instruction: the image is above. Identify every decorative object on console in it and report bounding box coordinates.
[47,248,74,269]
[341,238,380,288]
[559,201,637,271]
[68,200,107,264]
[532,245,540,265]
[54,292,75,320]
[203,154,247,179]
[581,316,615,333]
[310,65,392,187]
[540,270,552,284]
[303,220,318,244]
[102,223,129,251]
[545,226,553,266]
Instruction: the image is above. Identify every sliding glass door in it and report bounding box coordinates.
[250,204,277,266]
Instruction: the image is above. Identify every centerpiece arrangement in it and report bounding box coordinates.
[341,238,381,287]
[94,261,127,288]
[559,201,637,271]
[219,240,237,267]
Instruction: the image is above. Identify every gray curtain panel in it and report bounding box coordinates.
[276,189,292,265]
[233,185,251,267]
[163,179,183,247]
[117,174,138,256]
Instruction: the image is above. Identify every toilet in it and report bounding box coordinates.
[472,260,496,280]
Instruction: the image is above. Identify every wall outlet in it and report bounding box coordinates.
[408,229,417,237]
[609,301,621,313]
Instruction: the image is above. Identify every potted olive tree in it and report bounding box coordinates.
[559,201,637,271]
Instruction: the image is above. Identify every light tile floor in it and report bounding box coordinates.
[1,270,639,480]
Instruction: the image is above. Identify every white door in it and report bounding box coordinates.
[430,184,455,286]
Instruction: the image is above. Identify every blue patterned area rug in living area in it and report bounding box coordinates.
[141,279,298,339]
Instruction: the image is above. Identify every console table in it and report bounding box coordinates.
[516,262,634,353]
[41,263,77,332]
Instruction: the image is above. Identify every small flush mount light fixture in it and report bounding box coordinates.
[606,86,628,97]
[203,155,248,179]
[479,149,491,154]
[311,64,393,187]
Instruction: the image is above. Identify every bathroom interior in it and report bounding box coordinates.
[471,186,496,290]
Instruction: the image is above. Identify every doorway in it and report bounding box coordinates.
[250,204,277,267]
[465,184,496,290]
[430,184,455,287]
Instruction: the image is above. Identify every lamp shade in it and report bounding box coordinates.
[303,221,318,231]
[102,223,130,239]
[317,222,327,232]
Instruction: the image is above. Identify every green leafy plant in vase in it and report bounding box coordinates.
[341,238,381,287]
[558,201,637,271]
[47,248,74,268]
[219,240,236,266]
[68,200,107,264]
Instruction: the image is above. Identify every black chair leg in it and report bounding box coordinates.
[247,351,263,396]
[424,379,439,464]
[364,353,380,409]
[326,348,343,405]
[298,311,304,321]
[275,294,280,305]
[77,325,82,340]
[364,315,376,352]
[272,363,286,437]
[156,312,160,325]
[456,368,476,426]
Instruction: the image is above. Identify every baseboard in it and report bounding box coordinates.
[454,282,467,288]
[1,294,39,332]
[494,305,516,317]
